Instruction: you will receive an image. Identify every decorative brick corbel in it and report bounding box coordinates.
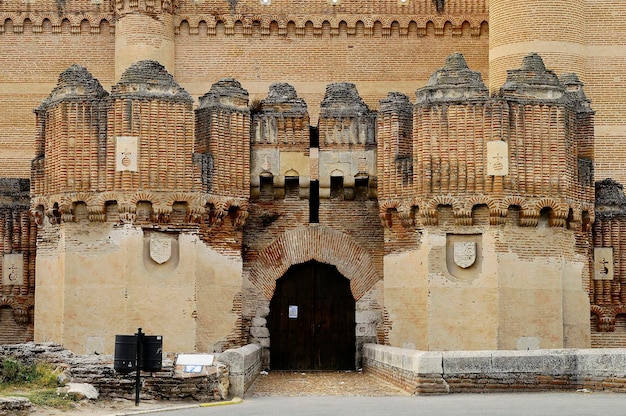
[397,205,415,228]
[598,316,615,332]
[232,208,249,229]
[45,208,60,225]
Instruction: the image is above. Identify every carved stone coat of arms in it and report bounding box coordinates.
[150,235,172,265]
[453,241,477,269]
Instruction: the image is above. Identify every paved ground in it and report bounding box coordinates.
[246,370,411,397]
[146,393,626,416]
[35,371,626,415]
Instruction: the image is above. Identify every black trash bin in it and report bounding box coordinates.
[142,335,163,372]
[114,335,137,374]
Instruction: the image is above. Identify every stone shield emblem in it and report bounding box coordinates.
[150,236,172,265]
[453,241,476,269]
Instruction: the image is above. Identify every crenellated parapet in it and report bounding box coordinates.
[112,0,180,16]
[317,83,377,197]
[378,52,595,230]
[250,83,310,200]
[32,64,109,198]
[0,0,489,43]
[173,0,488,37]
[252,83,309,149]
[32,61,213,229]
[195,78,251,222]
[319,82,376,151]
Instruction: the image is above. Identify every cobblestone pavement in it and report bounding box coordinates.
[246,370,411,397]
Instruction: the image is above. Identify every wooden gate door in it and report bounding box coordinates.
[268,260,355,370]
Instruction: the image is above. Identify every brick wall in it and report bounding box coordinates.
[0,179,35,344]
[0,0,489,178]
[488,0,626,184]
[0,20,115,178]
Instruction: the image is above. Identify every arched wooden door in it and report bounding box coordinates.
[268,260,356,370]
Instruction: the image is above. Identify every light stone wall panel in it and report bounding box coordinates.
[35,223,243,355]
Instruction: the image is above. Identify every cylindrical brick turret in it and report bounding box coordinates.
[113,0,177,81]
[489,0,586,91]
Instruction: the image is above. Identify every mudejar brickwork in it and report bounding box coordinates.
[0,0,625,368]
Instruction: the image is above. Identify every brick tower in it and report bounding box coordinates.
[113,0,177,80]
[378,52,594,349]
[489,0,586,91]
[32,61,213,354]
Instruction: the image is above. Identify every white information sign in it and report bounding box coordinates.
[176,354,215,374]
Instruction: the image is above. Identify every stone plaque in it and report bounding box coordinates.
[453,241,476,269]
[593,247,614,280]
[252,149,279,177]
[116,136,138,172]
[2,253,23,285]
[487,141,509,176]
[150,235,172,265]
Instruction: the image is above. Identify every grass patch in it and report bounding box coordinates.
[0,358,79,409]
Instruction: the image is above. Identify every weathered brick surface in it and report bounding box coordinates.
[0,0,488,179]
[1,0,620,353]
[0,179,34,344]
[378,52,594,233]
[590,179,626,344]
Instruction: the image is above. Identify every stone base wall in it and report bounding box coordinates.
[218,344,262,397]
[0,343,230,402]
[363,344,626,394]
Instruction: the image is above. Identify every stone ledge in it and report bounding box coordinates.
[363,344,626,394]
[218,344,262,398]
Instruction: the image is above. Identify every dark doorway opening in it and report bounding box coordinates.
[268,261,356,371]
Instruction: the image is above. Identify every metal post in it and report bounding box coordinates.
[135,327,144,406]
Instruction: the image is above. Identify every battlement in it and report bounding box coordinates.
[30,52,594,237]
[0,0,489,38]
[378,53,594,230]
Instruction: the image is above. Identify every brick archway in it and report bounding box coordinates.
[249,226,380,301]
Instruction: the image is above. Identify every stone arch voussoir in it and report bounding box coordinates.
[249,226,380,301]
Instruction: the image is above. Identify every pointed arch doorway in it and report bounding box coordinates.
[268,260,356,371]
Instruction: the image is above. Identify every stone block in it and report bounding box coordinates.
[490,349,578,375]
[0,397,31,415]
[415,351,444,375]
[250,327,269,338]
[355,310,379,324]
[576,349,626,375]
[256,307,270,318]
[356,323,376,337]
[251,317,267,327]
[362,344,443,375]
[442,350,492,374]
[57,383,99,400]
[253,337,270,348]
[491,350,545,373]
[219,344,261,374]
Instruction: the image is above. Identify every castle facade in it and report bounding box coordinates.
[0,0,625,368]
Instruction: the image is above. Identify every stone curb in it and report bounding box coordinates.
[111,397,243,415]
